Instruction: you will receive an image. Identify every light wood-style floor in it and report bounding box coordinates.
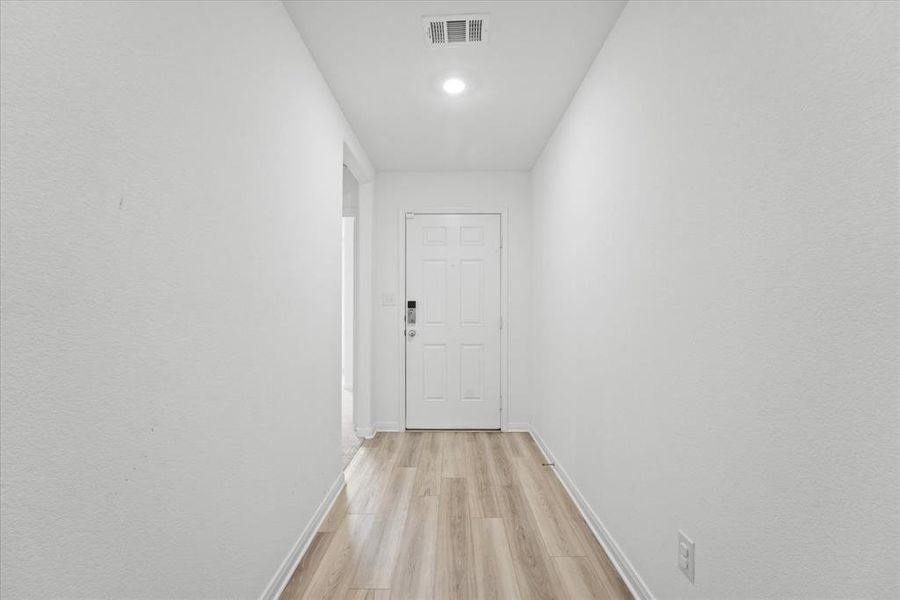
[281,431,632,600]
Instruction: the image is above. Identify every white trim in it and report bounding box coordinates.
[528,428,656,600]
[342,215,357,399]
[397,208,511,431]
[374,420,404,432]
[355,426,375,439]
[258,472,346,600]
[345,138,374,440]
[342,140,374,185]
[354,181,375,436]
[505,421,531,432]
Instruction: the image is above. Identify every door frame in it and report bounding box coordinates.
[397,207,510,431]
[343,141,374,438]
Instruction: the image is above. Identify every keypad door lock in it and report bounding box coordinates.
[407,300,416,325]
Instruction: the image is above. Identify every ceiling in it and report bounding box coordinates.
[283,1,626,171]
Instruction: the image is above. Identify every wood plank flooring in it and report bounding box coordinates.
[281,432,632,600]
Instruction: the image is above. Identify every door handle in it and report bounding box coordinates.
[407,329,417,338]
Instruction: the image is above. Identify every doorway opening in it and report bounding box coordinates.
[341,165,363,467]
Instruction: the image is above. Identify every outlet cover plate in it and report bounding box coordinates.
[678,530,695,584]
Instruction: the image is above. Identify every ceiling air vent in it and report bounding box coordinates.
[424,14,489,47]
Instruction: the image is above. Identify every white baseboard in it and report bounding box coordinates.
[258,472,346,600]
[528,428,655,600]
[355,426,375,439]
[373,421,529,432]
[505,421,531,432]
[374,420,403,432]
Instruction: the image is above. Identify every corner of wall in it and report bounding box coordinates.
[527,428,655,600]
[258,473,346,600]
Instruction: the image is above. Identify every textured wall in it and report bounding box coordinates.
[0,1,366,597]
[531,1,899,597]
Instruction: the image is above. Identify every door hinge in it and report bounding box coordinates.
[499,315,503,330]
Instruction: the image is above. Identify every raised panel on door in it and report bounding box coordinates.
[459,259,484,325]
[422,260,447,325]
[422,344,447,400]
[459,344,484,401]
[405,214,501,429]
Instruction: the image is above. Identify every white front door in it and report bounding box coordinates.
[405,213,501,429]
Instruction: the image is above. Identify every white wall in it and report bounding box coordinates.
[343,166,360,214]
[531,1,899,598]
[341,217,355,389]
[354,180,376,436]
[342,168,359,391]
[371,172,532,429]
[0,1,371,597]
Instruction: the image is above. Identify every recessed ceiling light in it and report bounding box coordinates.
[442,77,466,95]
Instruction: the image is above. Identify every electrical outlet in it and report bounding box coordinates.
[678,530,695,584]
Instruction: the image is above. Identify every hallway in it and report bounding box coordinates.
[281,432,631,599]
[1,1,897,598]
